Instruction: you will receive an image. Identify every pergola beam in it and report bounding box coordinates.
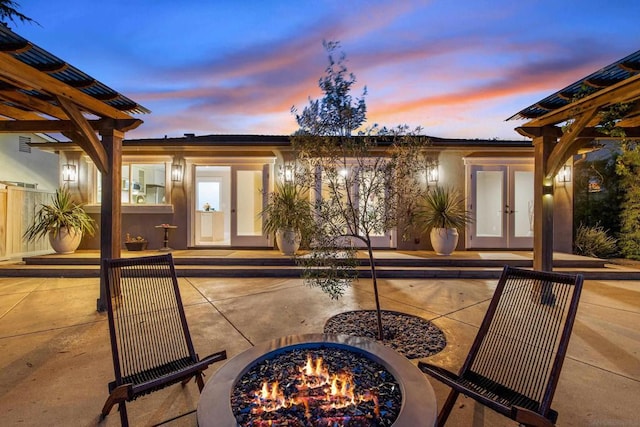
[526,73,640,128]
[0,103,46,120]
[57,96,108,173]
[0,87,68,119]
[546,107,598,178]
[0,117,142,133]
[0,52,132,120]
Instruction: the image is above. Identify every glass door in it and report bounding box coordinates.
[467,163,533,249]
[510,168,535,248]
[231,165,270,247]
[194,166,231,246]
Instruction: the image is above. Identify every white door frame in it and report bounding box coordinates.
[464,157,534,249]
[185,157,274,248]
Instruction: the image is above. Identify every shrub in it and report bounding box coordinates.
[574,223,618,259]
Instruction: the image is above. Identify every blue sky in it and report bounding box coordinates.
[13,0,640,140]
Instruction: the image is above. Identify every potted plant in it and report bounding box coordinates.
[417,186,472,255]
[23,186,96,254]
[261,182,313,255]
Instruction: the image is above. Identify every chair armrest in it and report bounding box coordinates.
[418,361,460,384]
[200,350,227,365]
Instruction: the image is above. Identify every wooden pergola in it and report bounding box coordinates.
[509,49,640,270]
[0,25,149,310]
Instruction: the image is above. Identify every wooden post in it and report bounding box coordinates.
[97,127,123,312]
[532,127,556,271]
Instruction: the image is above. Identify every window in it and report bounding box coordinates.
[97,163,168,205]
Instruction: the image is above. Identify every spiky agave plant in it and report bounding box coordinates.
[417,186,471,231]
[23,186,96,242]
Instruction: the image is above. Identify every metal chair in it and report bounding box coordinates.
[100,253,227,426]
[419,266,583,427]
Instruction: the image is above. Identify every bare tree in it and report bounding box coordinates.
[291,42,429,340]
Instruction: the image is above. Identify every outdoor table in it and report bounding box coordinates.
[155,224,177,251]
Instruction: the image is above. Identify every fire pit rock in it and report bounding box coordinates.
[197,333,437,427]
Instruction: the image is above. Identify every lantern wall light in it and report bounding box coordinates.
[426,161,439,184]
[556,164,572,184]
[62,164,77,182]
[283,163,294,183]
[171,163,183,182]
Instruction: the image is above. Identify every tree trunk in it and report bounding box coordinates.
[366,241,384,340]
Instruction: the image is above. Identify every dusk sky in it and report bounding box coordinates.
[13,0,640,140]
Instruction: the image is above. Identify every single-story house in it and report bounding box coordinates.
[33,133,574,253]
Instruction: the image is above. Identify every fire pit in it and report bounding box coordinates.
[197,334,437,427]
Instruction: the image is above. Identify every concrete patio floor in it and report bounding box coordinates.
[0,274,638,426]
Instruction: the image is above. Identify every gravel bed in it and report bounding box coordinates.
[324,310,446,359]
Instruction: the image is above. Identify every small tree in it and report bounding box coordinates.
[291,41,429,340]
[590,101,640,260]
[573,150,622,236]
[616,138,640,260]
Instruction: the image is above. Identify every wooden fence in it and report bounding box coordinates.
[0,185,54,260]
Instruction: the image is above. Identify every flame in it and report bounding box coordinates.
[298,354,330,389]
[253,380,288,413]
[250,353,379,418]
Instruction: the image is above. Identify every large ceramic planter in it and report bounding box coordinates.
[48,227,82,254]
[275,228,301,256]
[430,228,459,256]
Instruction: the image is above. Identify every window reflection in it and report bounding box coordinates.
[97,163,167,205]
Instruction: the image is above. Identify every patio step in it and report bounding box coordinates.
[1,250,639,279]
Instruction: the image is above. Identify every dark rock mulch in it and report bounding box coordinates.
[324,310,446,359]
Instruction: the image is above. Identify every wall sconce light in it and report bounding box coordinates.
[426,161,439,184]
[543,183,554,195]
[283,163,294,183]
[556,164,572,184]
[62,164,77,182]
[171,163,183,182]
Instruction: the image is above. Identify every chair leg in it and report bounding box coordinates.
[118,402,129,427]
[195,372,205,391]
[101,384,130,419]
[437,390,459,427]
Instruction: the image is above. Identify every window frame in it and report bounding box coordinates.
[87,156,175,212]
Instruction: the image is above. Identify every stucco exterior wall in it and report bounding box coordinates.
[0,133,59,191]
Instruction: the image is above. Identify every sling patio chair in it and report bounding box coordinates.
[100,253,227,426]
[419,266,583,427]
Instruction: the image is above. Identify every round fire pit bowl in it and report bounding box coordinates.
[197,333,437,427]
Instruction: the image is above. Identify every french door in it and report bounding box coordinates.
[466,162,534,249]
[230,165,270,246]
[191,161,271,247]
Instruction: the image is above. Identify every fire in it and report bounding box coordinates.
[299,354,331,388]
[254,380,288,412]
[251,353,379,419]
